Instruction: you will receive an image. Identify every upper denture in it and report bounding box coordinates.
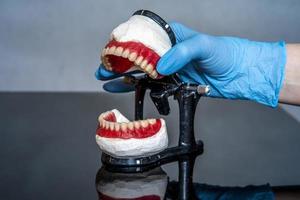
[101,40,162,79]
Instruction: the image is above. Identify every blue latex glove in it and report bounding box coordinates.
[103,78,135,93]
[95,64,117,81]
[157,22,286,107]
[194,183,274,200]
[95,64,141,92]
[95,64,142,81]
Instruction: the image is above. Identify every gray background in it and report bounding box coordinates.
[1,0,300,91]
[0,0,300,121]
[1,0,300,190]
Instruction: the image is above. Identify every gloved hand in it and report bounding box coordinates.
[157,22,286,107]
[95,64,117,81]
[95,64,142,81]
[95,64,141,92]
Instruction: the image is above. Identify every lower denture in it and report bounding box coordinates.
[96,111,162,139]
[102,40,162,78]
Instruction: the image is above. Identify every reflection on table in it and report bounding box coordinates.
[96,167,300,200]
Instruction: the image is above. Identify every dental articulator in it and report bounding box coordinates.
[96,10,210,200]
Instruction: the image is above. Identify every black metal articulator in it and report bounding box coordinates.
[101,74,210,200]
[100,9,210,200]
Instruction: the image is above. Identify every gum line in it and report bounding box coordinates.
[97,112,162,139]
[103,40,161,77]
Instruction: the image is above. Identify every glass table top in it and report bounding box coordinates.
[1,92,300,199]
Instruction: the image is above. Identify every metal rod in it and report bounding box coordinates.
[178,156,197,200]
[175,87,200,147]
[135,84,146,120]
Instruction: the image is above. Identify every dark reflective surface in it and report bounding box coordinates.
[1,92,300,199]
[96,166,277,200]
[95,166,300,199]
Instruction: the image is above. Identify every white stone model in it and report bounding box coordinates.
[96,109,168,157]
[101,15,172,79]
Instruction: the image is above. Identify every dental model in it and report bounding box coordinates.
[101,10,175,79]
[96,109,168,157]
[96,167,168,200]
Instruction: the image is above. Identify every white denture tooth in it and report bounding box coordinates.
[101,56,105,65]
[115,46,123,56]
[98,114,103,122]
[105,48,110,55]
[103,119,108,127]
[122,49,130,58]
[128,122,134,130]
[101,48,106,57]
[103,65,111,71]
[104,64,111,71]
[103,121,108,129]
[121,123,127,131]
[99,118,104,127]
[133,121,140,129]
[106,122,111,130]
[141,120,149,128]
[145,64,153,73]
[106,61,112,67]
[109,122,114,131]
[99,119,103,127]
[108,46,116,55]
[103,64,108,70]
[134,56,143,65]
[140,60,148,69]
[100,121,105,128]
[148,119,156,125]
[104,56,109,63]
[128,52,137,61]
[150,70,158,79]
[102,61,109,70]
[115,123,120,131]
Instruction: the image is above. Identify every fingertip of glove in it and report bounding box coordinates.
[156,61,170,76]
[95,64,115,81]
[95,67,101,80]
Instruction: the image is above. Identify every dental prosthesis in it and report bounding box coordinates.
[97,167,168,200]
[100,10,175,79]
[96,109,168,157]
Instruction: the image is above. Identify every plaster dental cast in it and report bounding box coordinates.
[100,14,172,79]
[96,109,168,157]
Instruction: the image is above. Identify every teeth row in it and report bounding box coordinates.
[101,46,158,79]
[100,118,157,131]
